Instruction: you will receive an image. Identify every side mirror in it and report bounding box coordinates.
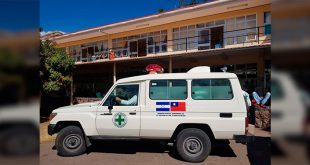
[108,98,114,113]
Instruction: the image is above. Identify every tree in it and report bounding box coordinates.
[40,40,74,96]
[189,0,198,5]
[177,0,210,7]
[158,8,165,13]
[178,0,187,7]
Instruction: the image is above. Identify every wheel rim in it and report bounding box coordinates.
[63,134,81,149]
[183,136,203,156]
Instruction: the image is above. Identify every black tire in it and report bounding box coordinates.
[1,126,38,155]
[55,125,86,156]
[176,128,211,163]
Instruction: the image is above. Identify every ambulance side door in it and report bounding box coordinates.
[96,83,142,137]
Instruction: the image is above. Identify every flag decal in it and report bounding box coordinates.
[156,102,186,112]
[156,102,170,111]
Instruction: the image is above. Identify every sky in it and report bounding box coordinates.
[40,0,181,33]
[0,0,39,31]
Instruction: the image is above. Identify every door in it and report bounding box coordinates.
[197,29,210,50]
[138,39,147,57]
[96,84,141,137]
[81,48,88,62]
[211,26,224,49]
[129,40,138,57]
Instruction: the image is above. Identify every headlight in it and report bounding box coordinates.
[48,113,57,120]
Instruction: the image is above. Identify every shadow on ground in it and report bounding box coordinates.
[247,136,271,165]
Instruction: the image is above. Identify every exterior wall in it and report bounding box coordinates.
[55,4,270,50]
[51,1,271,101]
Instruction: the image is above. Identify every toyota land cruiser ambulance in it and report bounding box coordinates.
[48,66,248,162]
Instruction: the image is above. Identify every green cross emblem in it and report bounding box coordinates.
[113,112,127,128]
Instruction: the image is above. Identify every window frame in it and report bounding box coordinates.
[191,79,234,100]
[149,79,188,100]
[102,83,140,107]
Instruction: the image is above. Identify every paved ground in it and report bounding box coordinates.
[40,140,250,165]
[40,121,271,165]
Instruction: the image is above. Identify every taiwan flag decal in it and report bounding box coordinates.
[170,102,186,111]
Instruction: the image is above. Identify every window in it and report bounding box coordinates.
[112,37,128,57]
[145,30,167,54]
[264,12,271,35]
[271,79,283,100]
[187,25,196,50]
[197,29,210,50]
[69,45,81,62]
[173,26,193,51]
[103,84,139,106]
[173,26,198,51]
[192,79,233,100]
[236,16,246,44]
[225,14,257,45]
[69,40,108,62]
[150,80,187,100]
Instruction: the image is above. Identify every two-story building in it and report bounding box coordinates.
[52,0,271,100]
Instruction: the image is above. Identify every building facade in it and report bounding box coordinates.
[52,0,271,100]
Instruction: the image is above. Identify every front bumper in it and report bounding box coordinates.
[48,124,56,135]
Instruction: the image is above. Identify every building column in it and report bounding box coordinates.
[108,34,113,49]
[169,57,173,73]
[113,62,116,83]
[257,12,265,44]
[70,79,73,105]
[257,58,265,94]
[167,28,173,52]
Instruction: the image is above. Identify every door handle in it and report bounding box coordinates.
[129,112,136,115]
[220,113,232,118]
[101,113,112,115]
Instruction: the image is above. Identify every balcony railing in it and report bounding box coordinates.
[72,25,271,63]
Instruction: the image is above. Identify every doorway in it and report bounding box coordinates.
[138,39,147,57]
[129,41,138,57]
[211,26,224,49]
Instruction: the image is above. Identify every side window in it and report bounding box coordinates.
[264,12,271,35]
[103,84,139,106]
[192,79,233,100]
[271,79,283,100]
[150,80,187,100]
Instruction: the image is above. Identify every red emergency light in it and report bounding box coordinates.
[146,64,164,74]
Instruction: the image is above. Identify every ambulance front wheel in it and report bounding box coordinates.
[176,128,211,163]
[56,125,86,156]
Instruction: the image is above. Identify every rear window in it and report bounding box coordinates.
[191,79,233,100]
[150,80,187,100]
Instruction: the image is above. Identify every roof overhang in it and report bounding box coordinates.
[53,0,270,44]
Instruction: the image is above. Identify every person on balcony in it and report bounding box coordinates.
[108,49,115,60]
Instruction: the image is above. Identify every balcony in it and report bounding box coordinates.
[72,25,271,64]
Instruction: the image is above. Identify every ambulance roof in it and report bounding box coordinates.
[116,72,238,84]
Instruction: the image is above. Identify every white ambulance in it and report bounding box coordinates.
[48,66,248,162]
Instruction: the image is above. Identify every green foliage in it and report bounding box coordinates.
[158,8,165,13]
[0,49,24,72]
[0,49,25,90]
[177,0,209,7]
[40,40,74,95]
[189,0,198,5]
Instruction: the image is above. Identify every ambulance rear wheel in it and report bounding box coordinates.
[176,128,211,162]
